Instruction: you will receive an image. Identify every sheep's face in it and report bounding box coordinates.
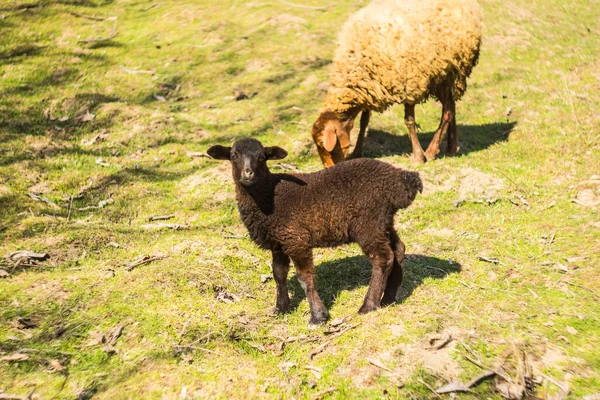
[311,112,353,168]
[207,138,287,187]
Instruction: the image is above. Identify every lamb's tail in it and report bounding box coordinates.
[395,170,422,208]
[405,170,423,200]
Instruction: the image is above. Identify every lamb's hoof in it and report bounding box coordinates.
[309,310,329,326]
[274,306,289,315]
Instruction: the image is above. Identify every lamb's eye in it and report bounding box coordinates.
[231,154,238,161]
[258,155,266,162]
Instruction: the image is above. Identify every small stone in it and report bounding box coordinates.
[566,326,578,335]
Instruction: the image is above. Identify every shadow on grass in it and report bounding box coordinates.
[362,121,517,159]
[288,253,462,312]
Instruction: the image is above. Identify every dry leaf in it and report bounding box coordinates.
[86,330,105,346]
[106,324,124,346]
[305,365,322,380]
[0,269,9,278]
[77,110,96,122]
[214,286,240,303]
[95,158,110,167]
[49,359,64,371]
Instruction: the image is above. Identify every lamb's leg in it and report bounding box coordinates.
[290,252,329,324]
[425,96,455,162]
[349,110,370,159]
[446,111,458,156]
[272,250,291,313]
[381,231,406,307]
[404,104,425,164]
[358,238,395,314]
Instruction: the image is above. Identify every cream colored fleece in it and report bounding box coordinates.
[324,0,483,113]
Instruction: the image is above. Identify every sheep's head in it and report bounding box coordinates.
[207,138,287,187]
[311,111,354,168]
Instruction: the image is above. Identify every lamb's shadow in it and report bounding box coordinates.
[363,121,517,159]
[288,254,461,312]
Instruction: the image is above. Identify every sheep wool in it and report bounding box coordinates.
[324,0,483,114]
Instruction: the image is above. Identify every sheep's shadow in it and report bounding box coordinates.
[362,121,517,159]
[287,254,461,312]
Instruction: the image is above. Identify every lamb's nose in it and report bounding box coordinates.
[244,168,254,178]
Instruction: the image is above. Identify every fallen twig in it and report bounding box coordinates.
[459,344,512,383]
[418,378,442,398]
[142,3,160,12]
[28,192,61,210]
[310,387,337,399]
[0,388,35,400]
[141,223,188,230]
[8,251,50,268]
[539,372,569,394]
[435,382,470,394]
[125,254,166,271]
[119,65,155,75]
[564,281,600,300]
[466,370,497,388]
[148,214,175,222]
[172,344,223,356]
[309,323,360,359]
[367,358,393,373]
[68,11,111,21]
[477,255,506,266]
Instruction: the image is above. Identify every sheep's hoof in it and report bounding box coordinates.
[309,310,329,325]
[424,149,439,162]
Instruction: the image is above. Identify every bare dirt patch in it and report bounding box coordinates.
[30,279,70,303]
[458,167,506,198]
[178,164,230,195]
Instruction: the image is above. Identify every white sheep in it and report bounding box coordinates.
[311,0,483,166]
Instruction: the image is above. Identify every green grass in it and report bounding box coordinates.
[1,0,599,398]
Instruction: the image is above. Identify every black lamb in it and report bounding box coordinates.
[207,138,422,324]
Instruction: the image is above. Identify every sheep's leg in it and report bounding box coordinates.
[381,231,406,307]
[425,97,455,162]
[290,252,329,324]
[404,104,425,164]
[272,250,291,313]
[446,112,458,156]
[349,110,370,159]
[358,239,395,314]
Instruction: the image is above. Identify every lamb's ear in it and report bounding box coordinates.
[264,146,288,160]
[207,145,231,160]
[322,121,338,152]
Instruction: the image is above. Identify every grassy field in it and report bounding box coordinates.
[1,0,599,398]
